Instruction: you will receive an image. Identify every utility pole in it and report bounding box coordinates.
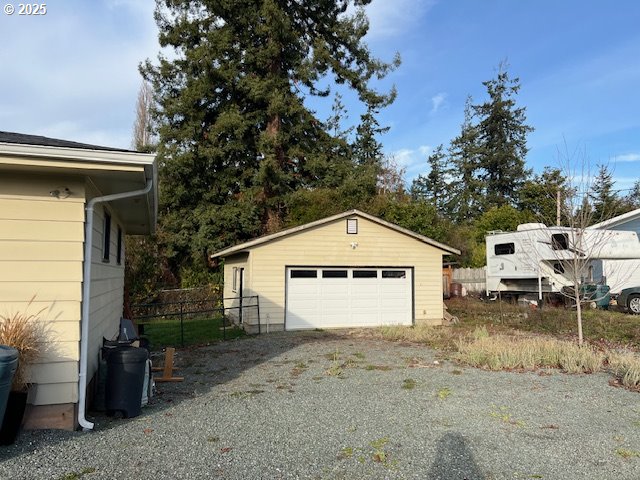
[556,189,561,226]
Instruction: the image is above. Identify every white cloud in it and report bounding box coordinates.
[0,2,158,148]
[430,92,447,114]
[612,153,640,163]
[418,145,432,156]
[391,148,416,167]
[350,0,436,40]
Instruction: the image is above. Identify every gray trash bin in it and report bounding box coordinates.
[0,346,19,423]
[105,346,148,418]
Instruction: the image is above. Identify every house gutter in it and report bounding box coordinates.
[78,179,153,431]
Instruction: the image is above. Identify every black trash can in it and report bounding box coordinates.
[0,346,19,423]
[105,346,148,418]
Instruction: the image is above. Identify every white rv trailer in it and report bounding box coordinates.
[485,223,640,299]
[588,210,640,295]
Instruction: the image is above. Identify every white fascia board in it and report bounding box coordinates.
[0,142,156,169]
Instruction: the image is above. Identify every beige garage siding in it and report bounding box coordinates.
[0,172,85,406]
[249,216,445,330]
[222,253,258,326]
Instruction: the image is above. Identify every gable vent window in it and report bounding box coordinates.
[103,211,111,262]
[347,218,358,234]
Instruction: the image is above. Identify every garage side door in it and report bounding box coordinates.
[285,267,412,330]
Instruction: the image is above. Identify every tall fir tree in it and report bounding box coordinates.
[448,97,484,223]
[141,0,399,281]
[473,65,533,208]
[352,99,392,167]
[411,145,450,214]
[590,164,625,221]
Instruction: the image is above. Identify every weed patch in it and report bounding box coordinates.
[490,405,525,427]
[616,448,640,459]
[402,378,416,390]
[436,387,452,400]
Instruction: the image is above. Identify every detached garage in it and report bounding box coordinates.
[212,210,460,332]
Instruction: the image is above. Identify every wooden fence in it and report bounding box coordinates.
[452,267,486,294]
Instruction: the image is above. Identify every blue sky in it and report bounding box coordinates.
[1,0,638,191]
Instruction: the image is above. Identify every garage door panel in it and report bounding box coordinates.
[286,267,412,330]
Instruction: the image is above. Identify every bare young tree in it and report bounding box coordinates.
[132,81,156,152]
[526,143,638,345]
[487,142,640,345]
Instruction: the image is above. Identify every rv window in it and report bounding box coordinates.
[551,233,569,250]
[494,243,515,255]
[553,262,565,274]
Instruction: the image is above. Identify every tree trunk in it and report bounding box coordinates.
[575,284,584,346]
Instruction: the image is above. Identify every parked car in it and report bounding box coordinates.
[617,287,640,314]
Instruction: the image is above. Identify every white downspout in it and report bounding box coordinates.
[78,179,153,431]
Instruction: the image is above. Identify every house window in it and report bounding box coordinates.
[494,242,515,255]
[347,218,358,234]
[103,211,111,262]
[551,233,569,250]
[116,226,123,265]
[553,262,565,274]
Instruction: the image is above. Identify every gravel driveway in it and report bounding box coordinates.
[1,331,639,479]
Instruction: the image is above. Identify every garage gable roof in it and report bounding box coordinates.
[211,209,461,258]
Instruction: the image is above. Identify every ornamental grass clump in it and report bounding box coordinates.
[456,332,604,374]
[0,301,47,390]
[607,351,640,389]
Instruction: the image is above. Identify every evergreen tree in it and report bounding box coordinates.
[411,145,450,214]
[623,180,640,210]
[352,99,392,166]
[448,97,484,223]
[473,65,533,208]
[518,167,567,223]
[590,164,625,220]
[141,0,399,280]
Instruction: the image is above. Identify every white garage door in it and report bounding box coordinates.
[285,267,413,330]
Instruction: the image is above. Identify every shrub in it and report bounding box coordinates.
[0,300,48,390]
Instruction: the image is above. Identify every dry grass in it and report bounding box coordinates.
[370,298,640,391]
[0,300,48,389]
[376,323,458,350]
[456,333,604,373]
[607,351,640,389]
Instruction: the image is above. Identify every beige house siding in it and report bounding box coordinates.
[223,215,446,331]
[85,184,125,382]
[0,172,85,406]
